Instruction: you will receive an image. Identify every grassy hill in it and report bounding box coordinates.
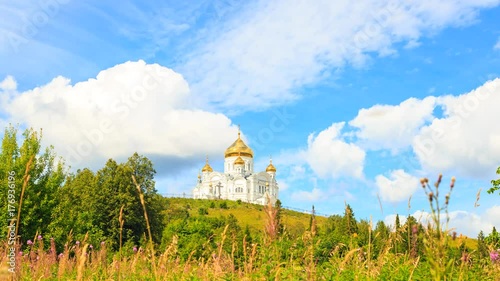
[162,197,477,248]
[163,197,329,236]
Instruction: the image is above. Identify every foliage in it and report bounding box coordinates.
[487,166,500,195]
[0,126,65,242]
[48,153,166,250]
[485,227,500,249]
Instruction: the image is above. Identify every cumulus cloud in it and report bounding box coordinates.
[290,187,325,202]
[0,76,17,91]
[376,170,420,203]
[305,122,365,179]
[0,61,237,171]
[413,78,500,177]
[350,97,436,150]
[384,205,500,237]
[339,78,500,179]
[181,0,500,112]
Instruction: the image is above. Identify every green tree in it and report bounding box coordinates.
[485,226,500,248]
[477,230,488,259]
[488,166,500,195]
[401,215,422,258]
[93,154,164,248]
[48,153,164,249]
[342,204,358,236]
[48,168,105,246]
[373,220,390,257]
[316,214,344,262]
[0,126,65,242]
[275,199,284,235]
[393,214,402,254]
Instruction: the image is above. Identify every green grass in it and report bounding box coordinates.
[165,197,328,234]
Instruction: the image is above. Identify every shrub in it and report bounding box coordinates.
[198,207,208,215]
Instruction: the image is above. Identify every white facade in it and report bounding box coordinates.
[193,132,279,205]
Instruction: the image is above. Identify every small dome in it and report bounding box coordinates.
[234,155,245,165]
[225,129,253,158]
[266,159,276,173]
[201,157,213,172]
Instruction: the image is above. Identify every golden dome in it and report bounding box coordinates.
[201,156,213,172]
[234,154,245,165]
[266,159,276,173]
[224,129,253,158]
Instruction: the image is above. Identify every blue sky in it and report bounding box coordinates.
[1,0,500,237]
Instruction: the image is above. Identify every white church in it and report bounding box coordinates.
[192,130,279,205]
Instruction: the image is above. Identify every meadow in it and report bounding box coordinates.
[1,127,500,280]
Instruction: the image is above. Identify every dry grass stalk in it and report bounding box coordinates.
[118,204,125,281]
[131,175,157,279]
[14,155,34,241]
[264,197,278,242]
[76,234,89,281]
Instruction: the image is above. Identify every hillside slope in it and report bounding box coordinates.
[163,197,329,236]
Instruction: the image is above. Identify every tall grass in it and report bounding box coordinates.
[1,173,500,280]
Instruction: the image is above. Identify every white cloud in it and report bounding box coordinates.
[278,181,289,191]
[413,78,500,177]
[181,0,500,112]
[0,76,17,91]
[0,61,237,171]
[384,205,500,237]
[350,97,436,150]
[342,78,500,179]
[494,37,500,50]
[290,187,325,202]
[376,169,420,203]
[305,122,365,179]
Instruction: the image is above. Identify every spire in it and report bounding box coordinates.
[224,125,253,158]
[201,155,213,172]
[266,157,277,173]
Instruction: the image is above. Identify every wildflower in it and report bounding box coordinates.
[19,251,23,256]
[445,194,450,205]
[420,178,426,188]
[101,241,105,246]
[89,244,93,250]
[37,235,43,240]
[450,177,456,189]
[412,225,418,235]
[435,174,442,187]
[133,246,138,253]
[58,253,64,259]
[27,240,33,246]
[491,250,499,263]
[428,192,433,203]
[76,241,80,246]
[461,252,470,263]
